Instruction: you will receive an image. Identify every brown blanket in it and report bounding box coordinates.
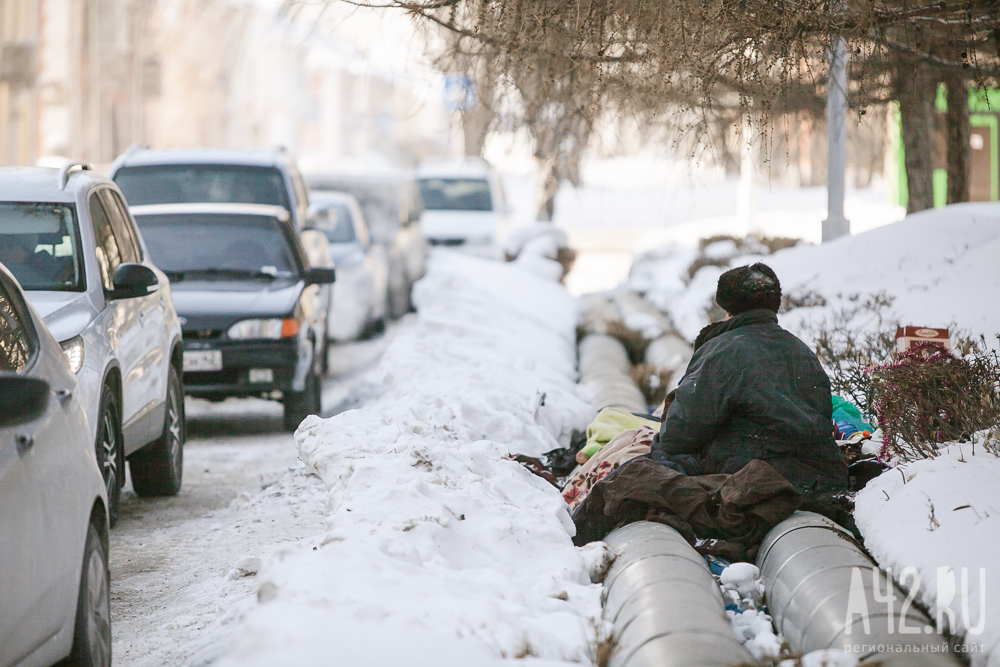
[572,457,801,561]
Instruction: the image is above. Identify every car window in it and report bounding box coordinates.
[0,203,85,292]
[89,193,123,290]
[99,190,142,263]
[133,213,300,277]
[310,202,355,244]
[113,165,292,210]
[418,178,493,211]
[0,276,36,373]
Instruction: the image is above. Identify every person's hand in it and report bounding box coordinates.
[575,449,589,464]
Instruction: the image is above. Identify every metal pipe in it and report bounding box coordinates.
[578,334,647,413]
[602,521,755,667]
[757,511,959,665]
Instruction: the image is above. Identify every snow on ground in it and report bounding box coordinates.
[766,203,1000,347]
[111,334,396,667]
[628,202,1000,346]
[855,440,1000,666]
[208,249,601,666]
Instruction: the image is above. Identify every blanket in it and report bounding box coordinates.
[562,426,656,511]
[579,407,660,462]
[572,457,801,561]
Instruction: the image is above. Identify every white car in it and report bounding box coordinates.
[0,163,186,525]
[307,191,389,341]
[0,260,111,667]
[415,157,509,255]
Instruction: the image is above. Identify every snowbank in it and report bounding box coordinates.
[213,250,599,666]
[854,441,1000,666]
[765,203,1000,346]
[629,203,1000,346]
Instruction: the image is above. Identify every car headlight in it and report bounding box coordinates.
[60,336,85,374]
[226,318,299,340]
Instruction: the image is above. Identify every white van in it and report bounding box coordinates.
[415,157,508,255]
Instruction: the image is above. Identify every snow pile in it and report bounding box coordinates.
[766,203,1000,347]
[629,203,1000,346]
[213,249,600,666]
[854,440,1000,666]
[719,562,782,660]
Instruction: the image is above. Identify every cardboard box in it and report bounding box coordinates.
[894,326,951,356]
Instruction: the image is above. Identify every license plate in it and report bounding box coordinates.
[183,350,222,372]
[249,368,273,383]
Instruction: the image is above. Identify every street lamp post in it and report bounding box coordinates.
[823,35,850,242]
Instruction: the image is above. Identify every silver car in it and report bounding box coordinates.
[0,261,111,667]
[307,191,390,341]
[0,163,186,525]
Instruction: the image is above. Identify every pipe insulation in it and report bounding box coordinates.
[578,334,647,413]
[757,511,960,666]
[602,521,756,667]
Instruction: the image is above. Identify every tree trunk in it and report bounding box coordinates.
[896,58,936,213]
[944,73,970,204]
[461,68,495,156]
[536,155,558,221]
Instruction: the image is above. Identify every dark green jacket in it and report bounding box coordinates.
[655,309,848,494]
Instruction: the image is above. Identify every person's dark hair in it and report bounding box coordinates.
[715,262,782,315]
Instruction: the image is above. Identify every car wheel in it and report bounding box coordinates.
[95,387,124,527]
[67,524,112,667]
[129,365,184,497]
[282,367,321,432]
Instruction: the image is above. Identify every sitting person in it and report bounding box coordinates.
[652,263,848,499]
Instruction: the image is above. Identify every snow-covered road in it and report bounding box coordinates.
[109,332,395,667]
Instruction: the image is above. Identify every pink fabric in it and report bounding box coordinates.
[562,426,656,512]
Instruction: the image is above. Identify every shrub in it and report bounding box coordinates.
[630,363,672,406]
[606,319,650,365]
[808,292,898,421]
[868,342,1000,461]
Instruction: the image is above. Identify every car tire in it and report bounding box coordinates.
[67,524,112,667]
[95,387,124,527]
[129,365,184,497]
[282,367,321,432]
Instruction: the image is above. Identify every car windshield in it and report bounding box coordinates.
[114,165,292,209]
[134,213,299,279]
[0,203,84,291]
[311,201,355,243]
[418,178,492,212]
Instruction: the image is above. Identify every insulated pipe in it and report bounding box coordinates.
[603,521,755,667]
[757,511,960,666]
[644,334,693,394]
[578,334,647,413]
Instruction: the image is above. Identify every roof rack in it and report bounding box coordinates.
[58,161,93,190]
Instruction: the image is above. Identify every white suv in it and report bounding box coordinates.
[0,163,185,525]
[415,157,509,255]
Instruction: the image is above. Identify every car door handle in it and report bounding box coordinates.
[16,434,33,454]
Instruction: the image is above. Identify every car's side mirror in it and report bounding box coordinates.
[305,267,336,285]
[0,374,50,427]
[109,263,159,300]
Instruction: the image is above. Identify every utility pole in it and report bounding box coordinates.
[823,35,850,242]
